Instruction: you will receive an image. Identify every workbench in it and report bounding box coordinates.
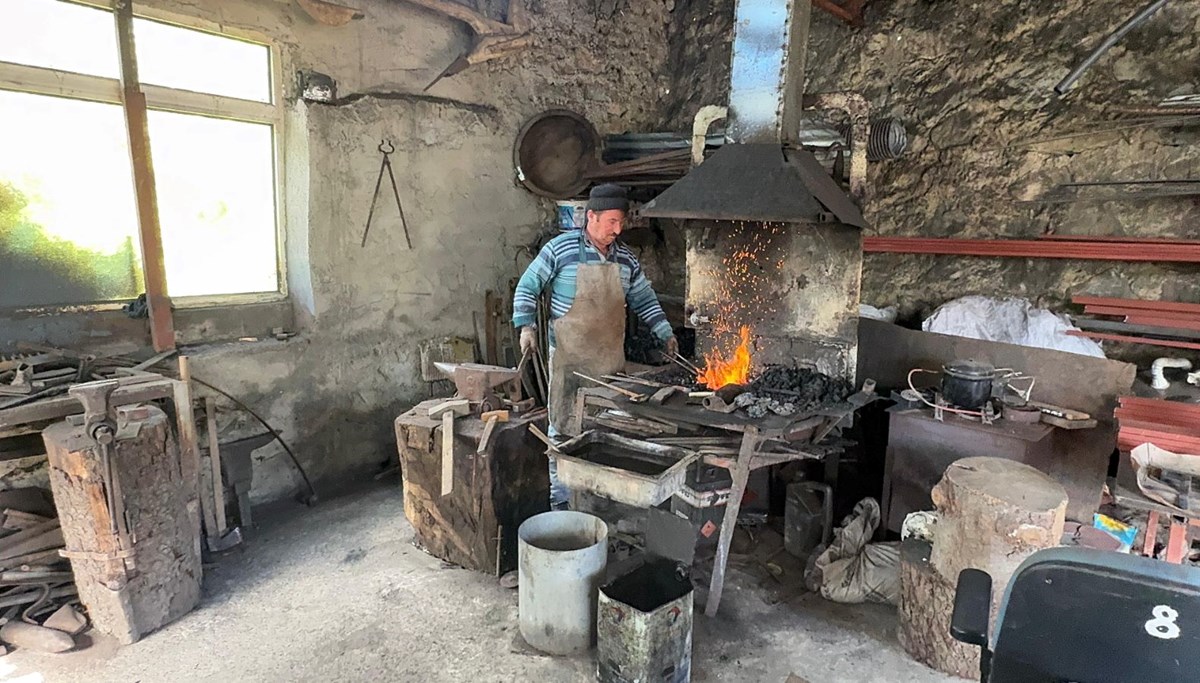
[394,400,549,575]
[572,386,854,616]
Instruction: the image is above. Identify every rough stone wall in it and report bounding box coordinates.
[805,0,1200,334]
[114,0,676,502]
[656,0,1200,365]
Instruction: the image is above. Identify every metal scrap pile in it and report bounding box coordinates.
[736,366,853,418]
[0,488,87,654]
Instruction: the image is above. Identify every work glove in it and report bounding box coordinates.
[663,335,679,359]
[519,326,538,356]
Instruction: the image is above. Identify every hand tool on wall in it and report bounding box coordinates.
[361,139,413,250]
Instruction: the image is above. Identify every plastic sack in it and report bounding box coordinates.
[922,296,1105,358]
[808,498,900,605]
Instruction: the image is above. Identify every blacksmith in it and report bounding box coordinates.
[512,184,677,509]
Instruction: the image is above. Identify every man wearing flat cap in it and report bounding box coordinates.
[513,183,678,509]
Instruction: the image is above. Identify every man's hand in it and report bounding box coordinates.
[663,335,679,358]
[519,326,538,356]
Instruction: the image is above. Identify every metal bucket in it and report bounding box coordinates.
[556,200,589,230]
[518,511,609,655]
[598,559,694,683]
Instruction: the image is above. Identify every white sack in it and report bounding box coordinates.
[922,296,1105,358]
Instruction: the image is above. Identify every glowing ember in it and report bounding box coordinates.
[698,326,752,389]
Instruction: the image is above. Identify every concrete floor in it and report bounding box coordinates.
[2,484,959,683]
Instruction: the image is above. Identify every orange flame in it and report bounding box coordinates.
[698,326,752,389]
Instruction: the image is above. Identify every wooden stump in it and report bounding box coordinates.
[42,405,202,644]
[930,456,1067,624]
[898,539,978,680]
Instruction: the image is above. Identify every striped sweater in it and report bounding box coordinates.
[512,230,672,345]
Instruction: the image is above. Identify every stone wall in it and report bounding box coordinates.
[658,0,1200,365]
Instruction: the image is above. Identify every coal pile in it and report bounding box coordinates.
[737,366,853,418]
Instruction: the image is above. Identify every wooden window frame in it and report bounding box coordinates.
[0,0,289,324]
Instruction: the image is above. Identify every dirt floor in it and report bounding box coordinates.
[1,484,960,683]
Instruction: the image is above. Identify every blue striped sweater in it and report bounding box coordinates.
[512,230,672,345]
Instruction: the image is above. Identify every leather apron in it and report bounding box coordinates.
[548,231,627,435]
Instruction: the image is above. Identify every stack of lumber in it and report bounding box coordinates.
[1068,296,1200,350]
[1115,396,1200,454]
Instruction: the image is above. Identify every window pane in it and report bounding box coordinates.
[148,111,278,297]
[0,90,143,308]
[0,0,120,79]
[135,19,271,103]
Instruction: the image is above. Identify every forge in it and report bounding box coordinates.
[641,0,865,384]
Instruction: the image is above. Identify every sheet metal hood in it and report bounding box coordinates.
[640,0,866,228]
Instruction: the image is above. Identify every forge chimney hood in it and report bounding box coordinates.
[640,0,866,228]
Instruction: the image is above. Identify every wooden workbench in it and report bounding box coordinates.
[394,400,548,575]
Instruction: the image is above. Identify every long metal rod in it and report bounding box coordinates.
[1055,0,1170,95]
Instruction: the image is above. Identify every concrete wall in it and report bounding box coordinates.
[1,0,676,503]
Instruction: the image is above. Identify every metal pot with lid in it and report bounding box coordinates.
[941,359,995,410]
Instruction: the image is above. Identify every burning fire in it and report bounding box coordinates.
[698,326,752,389]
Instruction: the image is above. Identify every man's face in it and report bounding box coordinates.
[586,209,625,248]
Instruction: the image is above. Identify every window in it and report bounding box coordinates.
[0,0,282,309]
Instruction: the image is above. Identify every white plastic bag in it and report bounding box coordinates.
[809,498,900,605]
[922,296,1105,358]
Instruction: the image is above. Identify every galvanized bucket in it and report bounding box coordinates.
[597,559,694,683]
[518,511,609,655]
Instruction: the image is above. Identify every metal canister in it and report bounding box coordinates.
[940,360,995,410]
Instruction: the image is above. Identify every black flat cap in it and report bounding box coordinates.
[587,183,628,212]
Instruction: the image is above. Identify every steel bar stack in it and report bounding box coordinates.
[1067,296,1200,350]
[1115,396,1200,453]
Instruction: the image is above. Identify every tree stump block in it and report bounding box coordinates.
[42,405,202,644]
[930,456,1067,625]
[898,538,978,680]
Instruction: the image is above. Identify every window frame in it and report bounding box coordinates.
[0,0,288,311]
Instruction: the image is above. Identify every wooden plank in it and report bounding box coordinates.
[175,358,210,542]
[1,510,51,531]
[114,1,174,352]
[441,410,455,496]
[0,519,61,561]
[205,397,227,534]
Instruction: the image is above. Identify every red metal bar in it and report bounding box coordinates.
[1043,234,1200,244]
[1115,418,1200,437]
[1075,295,1200,316]
[863,237,1200,262]
[1083,306,1200,321]
[1145,510,1160,558]
[1067,330,1200,350]
[1120,397,1200,415]
[1166,520,1189,563]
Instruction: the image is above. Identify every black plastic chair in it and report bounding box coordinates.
[950,547,1200,683]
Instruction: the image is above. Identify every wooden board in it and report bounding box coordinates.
[41,406,201,644]
[395,401,549,575]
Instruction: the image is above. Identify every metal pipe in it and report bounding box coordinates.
[1055,0,1170,96]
